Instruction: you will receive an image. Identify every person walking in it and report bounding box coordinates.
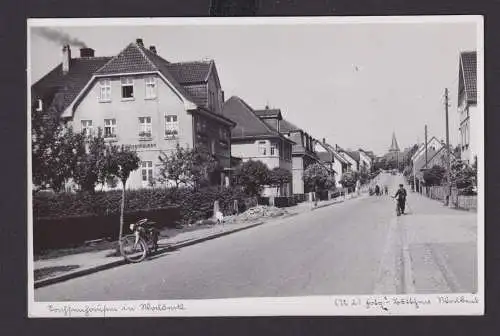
[384,185,388,195]
[392,184,407,215]
[375,185,380,196]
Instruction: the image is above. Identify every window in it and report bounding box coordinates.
[99,79,111,101]
[258,141,267,155]
[121,77,134,99]
[141,161,153,185]
[104,119,117,138]
[139,117,152,137]
[36,99,43,112]
[270,143,277,156]
[164,114,178,138]
[145,77,156,99]
[197,118,207,134]
[81,120,93,136]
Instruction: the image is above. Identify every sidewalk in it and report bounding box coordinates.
[34,195,359,288]
[399,190,478,294]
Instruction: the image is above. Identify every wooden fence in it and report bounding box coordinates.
[427,186,477,211]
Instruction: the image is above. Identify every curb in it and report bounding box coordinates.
[35,220,265,289]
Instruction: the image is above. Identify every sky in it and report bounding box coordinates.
[29,19,479,156]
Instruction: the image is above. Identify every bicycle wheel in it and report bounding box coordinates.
[120,234,148,263]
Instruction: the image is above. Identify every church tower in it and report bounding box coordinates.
[388,132,400,169]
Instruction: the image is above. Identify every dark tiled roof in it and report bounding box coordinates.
[461,51,477,104]
[166,61,212,84]
[32,57,112,115]
[95,43,157,74]
[254,109,282,119]
[32,41,222,118]
[317,151,333,162]
[346,151,361,163]
[280,119,300,133]
[222,96,292,142]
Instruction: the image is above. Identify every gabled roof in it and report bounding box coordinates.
[317,151,333,163]
[411,136,442,162]
[280,119,301,133]
[346,151,361,163]
[31,57,112,114]
[222,96,293,143]
[460,51,477,104]
[32,41,223,119]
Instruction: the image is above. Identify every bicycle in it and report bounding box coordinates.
[120,218,159,263]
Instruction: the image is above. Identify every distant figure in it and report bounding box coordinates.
[375,185,380,196]
[384,185,388,195]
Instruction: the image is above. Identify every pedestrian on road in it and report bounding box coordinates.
[384,185,388,195]
[375,185,380,196]
[392,184,407,215]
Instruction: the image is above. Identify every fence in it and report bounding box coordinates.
[427,186,477,211]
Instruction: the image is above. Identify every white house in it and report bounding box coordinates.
[458,51,478,166]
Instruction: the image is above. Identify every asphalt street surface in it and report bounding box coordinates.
[35,174,477,301]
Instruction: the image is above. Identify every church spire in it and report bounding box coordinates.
[389,132,400,152]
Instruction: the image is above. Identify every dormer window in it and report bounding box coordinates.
[121,77,134,99]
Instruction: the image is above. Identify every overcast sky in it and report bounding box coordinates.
[29,19,479,155]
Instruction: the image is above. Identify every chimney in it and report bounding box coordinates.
[149,45,157,54]
[323,138,326,144]
[136,38,144,47]
[80,47,95,58]
[62,45,71,74]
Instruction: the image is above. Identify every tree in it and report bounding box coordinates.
[303,163,335,192]
[31,93,85,192]
[157,144,220,189]
[268,167,292,195]
[423,165,446,186]
[73,129,109,193]
[358,165,370,185]
[449,160,477,195]
[340,171,358,189]
[234,160,270,196]
[105,145,140,246]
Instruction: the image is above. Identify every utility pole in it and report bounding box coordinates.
[425,125,428,169]
[445,88,451,206]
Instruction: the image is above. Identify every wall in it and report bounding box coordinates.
[71,74,194,189]
[469,105,479,165]
[292,156,304,194]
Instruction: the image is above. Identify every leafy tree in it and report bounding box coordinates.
[303,163,335,192]
[73,129,109,193]
[105,145,140,244]
[268,167,292,195]
[449,160,477,195]
[423,165,446,186]
[157,144,219,189]
[31,94,85,192]
[234,160,270,196]
[358,165,370,185]
[340,171,358,189]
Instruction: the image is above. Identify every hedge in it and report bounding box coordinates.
[34,206,180,252]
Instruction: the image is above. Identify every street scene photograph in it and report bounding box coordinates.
[28,17,482,316]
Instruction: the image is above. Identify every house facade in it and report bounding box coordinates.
[314,139,350,188]
[31,39,235,189]
[458,51,478,166]
[279,119,319,195]
[222,96,294,196]
[411,137,443,192]
[358,150,373,172]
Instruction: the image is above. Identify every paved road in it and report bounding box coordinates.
[35,173,477,301]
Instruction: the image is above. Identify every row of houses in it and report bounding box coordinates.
[32,38,373,196]
[409,50,477,191]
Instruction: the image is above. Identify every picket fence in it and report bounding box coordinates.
[427,186,477,211]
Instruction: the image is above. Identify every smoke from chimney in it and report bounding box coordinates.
[34,27,87,48]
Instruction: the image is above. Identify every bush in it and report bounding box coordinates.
[33,206,180,252]
[33,186,255,225]
[274,196,297,208]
